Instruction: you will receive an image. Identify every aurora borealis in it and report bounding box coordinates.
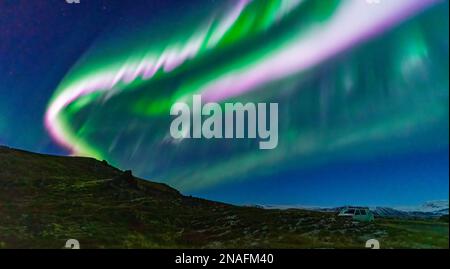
[1,0,449,206]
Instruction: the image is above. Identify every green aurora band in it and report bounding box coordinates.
[45,0,449,191]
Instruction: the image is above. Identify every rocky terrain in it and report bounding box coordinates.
[0,145,448,249]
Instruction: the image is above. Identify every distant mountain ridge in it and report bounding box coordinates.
[0,145,448,248]
[259,201,449,219]
[394,200,449,213]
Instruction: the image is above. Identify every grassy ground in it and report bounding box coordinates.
[0,146,448,249]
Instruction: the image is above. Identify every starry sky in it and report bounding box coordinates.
[0,0,448,207]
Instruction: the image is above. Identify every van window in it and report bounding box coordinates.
[361,210,367,215]
[346,209,355,214]
[355,210,361,215]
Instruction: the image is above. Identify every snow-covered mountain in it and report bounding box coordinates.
[394,200,449,213]
[256,200,449,219]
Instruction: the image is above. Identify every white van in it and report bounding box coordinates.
[338,207,374,222]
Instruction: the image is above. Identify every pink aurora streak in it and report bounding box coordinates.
[45,0,438,154]
[200,0,438,102]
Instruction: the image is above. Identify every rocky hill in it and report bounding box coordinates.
[0,146,448,249]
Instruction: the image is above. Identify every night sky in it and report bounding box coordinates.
[1,0,448,207]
